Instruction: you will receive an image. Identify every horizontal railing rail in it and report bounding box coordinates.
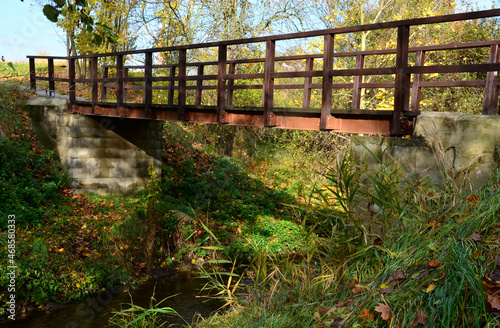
[28,9,500,135]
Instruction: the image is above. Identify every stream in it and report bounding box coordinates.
[4,271,222,328]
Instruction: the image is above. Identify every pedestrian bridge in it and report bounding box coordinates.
[27,9,500,137]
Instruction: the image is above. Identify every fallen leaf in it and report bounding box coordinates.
[374,302,392,321]
[490,269,500,283]
[427,259,440,269]
[380,283,389,289]
[344,298,354,307]
[359,309,375,323]
[414,311,428,325]
[380,287,394,294]
[316,306,328,313]
[482,276,500,295]
[352,284,362,293]
[467,194,480,204]
[395,322,402,328]
[427,242,438,252]
[331,316,345,328]
[489,295,500,310]
[469,232,482,241]
[426,284,437,293]
[417,270,429,279]
[392,269,406,281]
[428,219,440,228]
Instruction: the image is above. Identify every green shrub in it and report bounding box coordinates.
[0,137,69,228]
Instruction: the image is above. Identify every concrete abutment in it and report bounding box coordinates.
[353,112,500,188]
[26,96,163,195]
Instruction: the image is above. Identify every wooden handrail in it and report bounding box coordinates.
[27,9,500,135]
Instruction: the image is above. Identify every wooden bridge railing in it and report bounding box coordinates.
[27,9,500,136]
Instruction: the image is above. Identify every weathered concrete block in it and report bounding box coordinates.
[27,98,164,195]
[355,112,500,188]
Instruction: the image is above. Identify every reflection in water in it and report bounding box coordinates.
[4,271,222,328]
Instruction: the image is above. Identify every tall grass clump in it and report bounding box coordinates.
[109,293,191,328]
[198,148,500,328]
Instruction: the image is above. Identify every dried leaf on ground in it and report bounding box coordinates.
[469,232,482,241]
[380,287,394,294]
[489,295,500,310]
[413,311,428,325]
[317,306,329,313]
[417,270,429,279]
[427,219,439,228]
[374,302,392,321]
[427,259,440,269]
[335,298,354,307]
[490,269,500,283]
[392,269,406,281]
[359,309,375,323]
[331,318,346,328]
[426,284,437,293]
[467,194,480,204]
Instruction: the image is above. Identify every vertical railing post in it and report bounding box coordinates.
[303,57,314,108]
[227,62,236,107]
[351,54,364,110]
[101,66,109,102]
[321,34,335,130]
[217,45,227,123]
[144,51,153,118]
[393,25,410,135]
[168,65,176,105]
[483,44,499,115]
[178,49,187,121]
[196,64,204,106]
[68,58,76,111]
[123,68,129,103]
[48,58,55,96]
[263,40,276,127]
[29,58,36,91]
[91,56,98,114]
[411,50,425,111]
[116,54,124,116]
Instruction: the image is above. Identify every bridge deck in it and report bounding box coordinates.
[28,9,500,136]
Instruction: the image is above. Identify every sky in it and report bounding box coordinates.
[0,0,498,63]
[0,1,66,62]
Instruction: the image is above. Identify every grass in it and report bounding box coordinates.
[109,293,191,328]
[195,150,500,328]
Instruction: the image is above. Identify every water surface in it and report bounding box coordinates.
[4,271,221,328]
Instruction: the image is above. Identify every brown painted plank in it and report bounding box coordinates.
[263,40,276,127]
[483,44,500,114]
[393,25,410,135]
[321,34,334,130]
[352,54,365,109]
[217,45,227,123]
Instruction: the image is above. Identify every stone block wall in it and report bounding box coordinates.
[352,112,500,188]
[26,97,163,195]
